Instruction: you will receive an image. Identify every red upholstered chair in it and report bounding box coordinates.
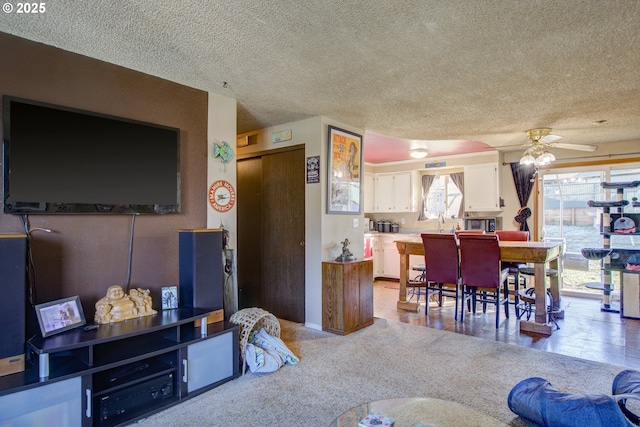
[455,230,486,236]
[495,230,529,317]
[458,234,510,328]
[421,233,461,320]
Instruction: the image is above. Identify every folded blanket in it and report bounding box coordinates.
[244,328,299,373]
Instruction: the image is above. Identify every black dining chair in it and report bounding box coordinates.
[421,233,460,320]
[458,234,510,328]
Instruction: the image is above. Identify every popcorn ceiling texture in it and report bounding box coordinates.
[1,0,639,156]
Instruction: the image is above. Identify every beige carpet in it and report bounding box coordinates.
[136,318,629,426]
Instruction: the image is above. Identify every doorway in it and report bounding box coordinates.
[237,146,306,323]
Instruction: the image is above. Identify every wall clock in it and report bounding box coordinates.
[209,180,236,212]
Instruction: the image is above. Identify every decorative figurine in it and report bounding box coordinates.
[335,238,357,262]
[94,285,157,324]
[212,140,234,164]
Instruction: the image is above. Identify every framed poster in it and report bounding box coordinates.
[35,296,86,337]
[327,125,363,214]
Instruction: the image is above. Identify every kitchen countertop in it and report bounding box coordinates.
[365,230,455,239]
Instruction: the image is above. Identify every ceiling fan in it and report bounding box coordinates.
[519,127,598,166]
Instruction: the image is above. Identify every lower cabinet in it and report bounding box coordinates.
[184,331,235,393]
[322,260,374,335]
[374,234,423,279]
[0,377,83,426]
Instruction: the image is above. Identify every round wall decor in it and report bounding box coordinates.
[209,180,236,212]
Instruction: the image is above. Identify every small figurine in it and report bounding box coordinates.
[94,285,157,324]
[335,238,357,262]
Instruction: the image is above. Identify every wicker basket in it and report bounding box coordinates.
[229,307,281,374]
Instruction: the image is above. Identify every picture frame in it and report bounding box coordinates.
[327,125,363,214]
[161,286,179,310]
[35,296,86,338]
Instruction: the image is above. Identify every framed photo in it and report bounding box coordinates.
[35,296,86,338]
[162,286,179,310]
[327,125,363,214]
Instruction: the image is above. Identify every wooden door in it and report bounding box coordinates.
[237,157,263,309]
[237,146,305,323]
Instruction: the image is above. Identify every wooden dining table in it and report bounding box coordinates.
[395,238,564,336]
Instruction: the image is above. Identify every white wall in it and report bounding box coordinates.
[206,93,238,249]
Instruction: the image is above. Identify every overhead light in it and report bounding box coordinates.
[409,148,428,159]
[537,152,556,165]
[519,147,556,166]
[519,154,536,165]
[519,128,557,167]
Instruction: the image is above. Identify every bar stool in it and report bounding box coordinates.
[407,264,426,303]
[516,287,559,329]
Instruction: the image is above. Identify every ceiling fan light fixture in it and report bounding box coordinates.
[519,154,536,165]
[537,152,556,165]
[409,148,428,159]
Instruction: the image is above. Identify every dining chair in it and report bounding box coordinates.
[421,233,460,320]
[458,234,510,328]
[495,230,529,317]
[454,230,486,236]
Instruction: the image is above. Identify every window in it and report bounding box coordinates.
[541,163,640,295]
[421,174,462,219]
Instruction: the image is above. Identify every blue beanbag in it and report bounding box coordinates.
[613,369,640,424]
[508,377,635,427]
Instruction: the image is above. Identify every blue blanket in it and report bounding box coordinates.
[508,377,635,427]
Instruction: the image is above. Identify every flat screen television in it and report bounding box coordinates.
[2,96,180,214]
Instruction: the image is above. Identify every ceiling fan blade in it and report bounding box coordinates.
[540,134,563,143]
[549,142,598,152]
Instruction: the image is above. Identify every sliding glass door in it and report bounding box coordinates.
[540,163,640,295]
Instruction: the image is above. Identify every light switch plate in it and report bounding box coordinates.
[352,218,359,228]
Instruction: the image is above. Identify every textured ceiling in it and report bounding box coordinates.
[1,0,639,163]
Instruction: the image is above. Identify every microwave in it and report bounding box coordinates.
[464,217,502,232]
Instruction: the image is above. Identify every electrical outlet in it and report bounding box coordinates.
[352,218,359,228]
[401,218,405,225]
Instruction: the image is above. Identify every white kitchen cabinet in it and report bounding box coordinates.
[374,171,420,212]
[464,163,502,212]
[373,234,423,279]
[381,235,400,278]
[364,172,375,213]
[372,236,382,276]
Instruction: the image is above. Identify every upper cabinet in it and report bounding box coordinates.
[373,171,420,213]
[364,172,376,213]
[464,163,502,212]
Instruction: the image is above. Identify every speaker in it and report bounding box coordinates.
[0,234,27,376]
[179,229,223,312]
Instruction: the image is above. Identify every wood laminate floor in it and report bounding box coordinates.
[374,279,640,369]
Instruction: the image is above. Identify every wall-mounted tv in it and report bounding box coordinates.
[2,96,180,214]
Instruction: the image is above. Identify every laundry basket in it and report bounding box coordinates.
[229,307,281,374]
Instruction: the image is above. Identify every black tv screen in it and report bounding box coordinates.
[2,96,180,214]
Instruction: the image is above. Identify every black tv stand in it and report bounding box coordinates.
[1,308,239,427]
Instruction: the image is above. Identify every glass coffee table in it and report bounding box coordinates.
[330,397,509,427]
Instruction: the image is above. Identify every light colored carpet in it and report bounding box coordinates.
[136,318,628,426]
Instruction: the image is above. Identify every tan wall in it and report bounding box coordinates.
[0,33,208,326]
